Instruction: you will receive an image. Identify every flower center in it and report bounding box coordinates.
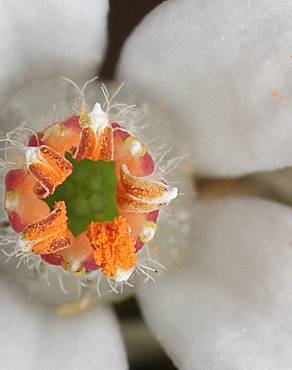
[46,154,118,236]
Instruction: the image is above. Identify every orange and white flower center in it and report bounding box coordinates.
[4,99,178,286]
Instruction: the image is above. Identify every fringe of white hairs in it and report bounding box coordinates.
[0,77,186,296]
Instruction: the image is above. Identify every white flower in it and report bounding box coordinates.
[2,1,292,370]
[0,1,127,369]
[118,1,292,369]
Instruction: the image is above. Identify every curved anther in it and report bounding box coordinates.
[20,201,69,255]
[116,165,178,212]
[26,146,73,198]
[72,104,114,162]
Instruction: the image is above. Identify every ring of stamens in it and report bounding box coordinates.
[4,102,178,283]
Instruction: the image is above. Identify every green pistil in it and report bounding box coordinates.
[46,154,118,236]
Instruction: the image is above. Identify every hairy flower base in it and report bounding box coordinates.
[3,98,178,294]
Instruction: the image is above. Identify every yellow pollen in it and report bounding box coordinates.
[43,123,65,141]
[73,268,86,277]
[57,295,97,317]
[79,106,91,127]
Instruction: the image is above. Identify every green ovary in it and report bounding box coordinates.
[46,155,118,236]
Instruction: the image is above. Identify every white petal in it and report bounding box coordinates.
[0,0,108,99]
[138,198,292,369]
[118,0,292,176]
[0,278,128,370]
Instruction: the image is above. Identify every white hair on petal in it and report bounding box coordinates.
[59,77,149,135]
[133,244,166,284]
[6,122,38,147]
[99,81,149,134]
[58,273,68,295]
[0,78,190,301]
[0,123,41,176]
[0,236,43,272]
[101,81,125,115]
[60,75,99,113]
[37,243,166,298]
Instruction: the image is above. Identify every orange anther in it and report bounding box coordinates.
[92,125,114,162]
[73,104,114,162]
[32,235,70,255]
[117,166,178,212]
[40,146,73,177]
[87,216,136,277]
[72,127,96,160]
[116,185,163,213]
[22,201,69,254]
[119,165,169,200]
[27,146,73,198]
[73,126,114,162]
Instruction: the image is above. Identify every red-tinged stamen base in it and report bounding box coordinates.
[5,171,50,232]
[4,101,177,287]
[60,231,97,273]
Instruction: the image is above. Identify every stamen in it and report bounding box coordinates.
[27,146,73,198]
[87,216,136,278]
[72,105,114,162]
[117,165,178,212]
[21,201,69,254]
[120,164,177,201]
[71,127,92,160]
[2,86,180,297]
[40,147,72,174]
[96,125,114,162]
[116,188,164,212]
